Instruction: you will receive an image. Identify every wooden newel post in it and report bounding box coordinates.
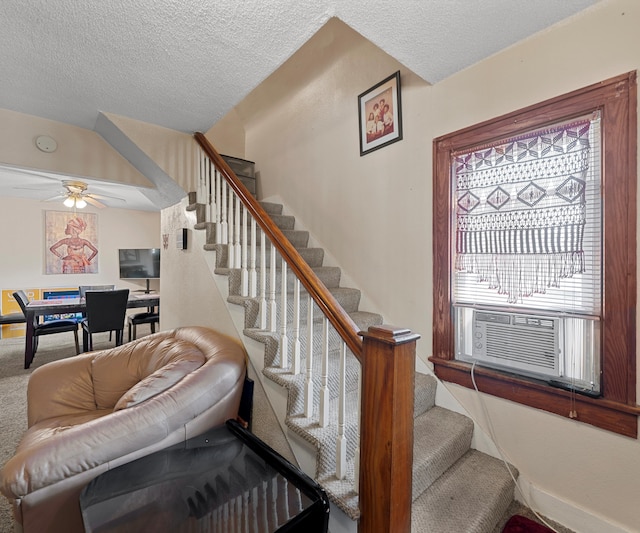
[358,324,420,533]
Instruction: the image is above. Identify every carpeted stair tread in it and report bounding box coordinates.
[270,214,296,230]
[311,266,341,287]
[282,229,309,248]
[260,201,283,215]
[297,247,324,267]
[411,449,516,533]
[414,372,437,416]
[412,407,473,499]
[328,287,361,313]
[348,310,383,332]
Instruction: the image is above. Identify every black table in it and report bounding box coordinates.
[22,293,159,368]
[80,420,330,533]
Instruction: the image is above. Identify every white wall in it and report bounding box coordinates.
[0,196,160,307]
[158,199,239,340]
[232,3,640,532]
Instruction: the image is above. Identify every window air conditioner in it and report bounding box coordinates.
[471,310,560,378]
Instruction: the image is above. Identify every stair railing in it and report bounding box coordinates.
[193,132,417,533]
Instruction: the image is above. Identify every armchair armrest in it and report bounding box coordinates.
[27,354,97,427]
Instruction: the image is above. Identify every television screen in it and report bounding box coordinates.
[118,248,161,279]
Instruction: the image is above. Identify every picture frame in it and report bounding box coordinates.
[45,211,99,274]
[358,70,403,156]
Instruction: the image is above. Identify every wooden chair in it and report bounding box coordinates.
[81,289,129,352]
[13,290,79,356]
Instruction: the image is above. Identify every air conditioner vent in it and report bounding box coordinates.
[471,310,560,377]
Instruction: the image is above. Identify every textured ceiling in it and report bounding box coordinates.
[0,0,599,134]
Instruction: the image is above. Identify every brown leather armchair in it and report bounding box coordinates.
[0,326,248,533]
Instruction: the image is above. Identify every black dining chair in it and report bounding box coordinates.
[127,310,160,342]
[81,289,130,352]
[79,284,116,338]
[13,290,80,356]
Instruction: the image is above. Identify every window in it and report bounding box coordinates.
[453,114,602,396]
[431,72,638,437]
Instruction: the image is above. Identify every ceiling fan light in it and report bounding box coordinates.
[75,198,87,209]
[63,196,75,207]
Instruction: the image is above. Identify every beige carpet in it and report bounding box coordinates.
[0,327,296,533]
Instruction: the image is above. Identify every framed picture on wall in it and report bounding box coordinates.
[358,70,403,156]
[45,211,99,274]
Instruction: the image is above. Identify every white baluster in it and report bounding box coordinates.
[269,477,278,530]
[268,246,277,333]
[250,486,259,533]
[234,194,241,267]
[249,217,257,298]
[228,189,235,268]
[241,203,248,297]
[200,153,207,206]
[220,179,228,245]
[214,168,222,244]
[304,294,314,418]
[242,491,249,533]
[336,342,347,479]
[198,150,204,204]
[206,158,213,224]
[292,279,301,375]
[196,149,201,203]
[192,146,198,201]
[210,162,216,227]
[319,316,330,427]
[280,256,289,369]
[259,229,267,330]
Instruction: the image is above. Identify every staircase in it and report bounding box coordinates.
[188,188,518,532]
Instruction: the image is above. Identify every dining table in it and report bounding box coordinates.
[22,292,160,369]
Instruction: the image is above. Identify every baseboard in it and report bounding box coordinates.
[516,478,631,533]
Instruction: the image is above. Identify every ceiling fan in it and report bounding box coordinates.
[41,180,126,209]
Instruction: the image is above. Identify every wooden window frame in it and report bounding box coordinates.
[431,72,639,437]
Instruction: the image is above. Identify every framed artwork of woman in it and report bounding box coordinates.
[45,211,99,274]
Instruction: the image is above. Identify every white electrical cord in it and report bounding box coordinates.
[470,361,560,533]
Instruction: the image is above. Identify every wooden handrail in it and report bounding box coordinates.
[194,134,417,533]
[194,132,363,360]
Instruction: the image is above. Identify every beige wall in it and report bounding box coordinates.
[104,113,199,192]
[204,107,246,160]
[234,3,640,532]
[0,196,160,304]
[105,110,246,195]
[159,199,239,339]
[0,109,153,187]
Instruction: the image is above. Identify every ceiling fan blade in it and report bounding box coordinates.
[0,165,67,182]
[84,195,106,209]
[42,193,66,202]
[87,192,126,203]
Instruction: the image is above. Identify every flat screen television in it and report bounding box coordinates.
[118,248,160,281]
